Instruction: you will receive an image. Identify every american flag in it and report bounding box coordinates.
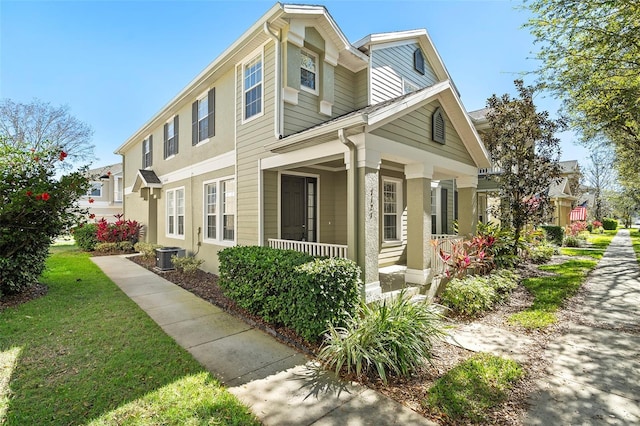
[570,206,587,221]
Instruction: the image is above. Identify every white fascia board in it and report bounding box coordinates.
[354,29,428,50]
[157,150,235,185]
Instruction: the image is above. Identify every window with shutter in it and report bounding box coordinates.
[164,116,179,158]
[414,48,425,75]
[192,88,215,145]
[432,107,446,144]
[142,135,153,168]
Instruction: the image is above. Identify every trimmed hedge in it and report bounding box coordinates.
[218,246,361,342]
[540,225,564,246]
[602,218,618,230]
[73,223,98,251]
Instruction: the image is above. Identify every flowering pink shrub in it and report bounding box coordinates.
[96,214,141,243]
[434,234,496,279]
[592,220,603,228]
[566,221,587,236]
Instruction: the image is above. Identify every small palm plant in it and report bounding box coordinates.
[318,291,447,384]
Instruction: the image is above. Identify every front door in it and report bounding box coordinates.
[281,175,317,242]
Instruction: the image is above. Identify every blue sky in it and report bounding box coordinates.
[1,0,586,168]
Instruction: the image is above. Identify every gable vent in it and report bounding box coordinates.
[432,107,446,144]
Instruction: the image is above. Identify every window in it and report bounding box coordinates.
[244,55,262,120]
[142,135,153,168]
[164,116,179,158]
[300,49,318,93]
[166,188,185,238]
[203,178,235,243]
[432,107,446,144]
[88,182,102,197]
[192,89,215,145]
[222,180,235,241]
[205,182,217,240]
[383,178,402,241]
[115,176,123,202]
[414,48,425,75]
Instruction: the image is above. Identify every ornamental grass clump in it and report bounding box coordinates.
[318,292,447,384]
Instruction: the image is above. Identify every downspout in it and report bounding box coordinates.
[338,129,358,262]
[264,22,282,139]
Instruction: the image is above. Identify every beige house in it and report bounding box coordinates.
[116,3,490,300]
[80,163,123,222]
[470,108,580,228]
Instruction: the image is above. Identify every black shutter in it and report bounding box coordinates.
[208,88,215,138]
[192,101,198,145]
[142,139,146,168]
[149,134,153,167]
[163,123,168,158]
[174,115,179,154]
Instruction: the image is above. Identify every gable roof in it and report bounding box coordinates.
[266,80,491,168]
[132,169,162,192]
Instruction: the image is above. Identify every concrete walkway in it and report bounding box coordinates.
[524,229,640,425]
[91,255,434,426]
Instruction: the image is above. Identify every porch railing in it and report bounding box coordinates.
[268,239,348,258]
[430,234,464,277]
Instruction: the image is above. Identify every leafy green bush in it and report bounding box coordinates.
[440,276,496,316]
[116,241,134,252]
[476,222,520,268]
[440,269,519,316]
[171,255,204,274]
[73,223,98,251]
[318,292,447,384]
[540,225,564,246]
[218,246,361,342]
[528,242,555,264]
[134,242,162,260]
[563,235,581,247]
[95,242,119,253]
[602,218,618,230]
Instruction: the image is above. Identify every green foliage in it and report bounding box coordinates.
[508,259,596,328]
[73,223,98,251]
[602,218,618,230]
[0,140,89,294]
[528,241,555,264]
[440,269,519,317]
[218,246,361,342]
[171,255,204,274]
[94,242,118,253]
[540,225,564,245]
[0,247,258,425]
[476,222,520,268]
[425,353,523,423]
[483,80,564,254]
[318,292,447,384]
[563,235,581,247]
[134,242,162,260]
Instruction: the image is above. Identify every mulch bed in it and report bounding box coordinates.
[0,283,48,312]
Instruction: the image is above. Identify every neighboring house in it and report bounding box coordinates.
[470,108,579,228]
[115,3,490,300]
[79,163,124,222]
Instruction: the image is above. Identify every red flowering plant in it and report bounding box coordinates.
[95,214,141,244]
[0,139,90,295]
[432,233,496,279]
[566,220,588,236]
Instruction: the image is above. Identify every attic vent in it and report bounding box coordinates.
[432,107,445,144]
[414,48,425,75]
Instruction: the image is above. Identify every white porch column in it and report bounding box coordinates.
[358,149,382,301]
[456,175,478,237]
[404,162,433,286]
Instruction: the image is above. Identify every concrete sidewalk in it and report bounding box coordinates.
[524,229,640,425]
[91,255,433,425]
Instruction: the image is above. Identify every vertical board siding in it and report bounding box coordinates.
[371,42,438,104]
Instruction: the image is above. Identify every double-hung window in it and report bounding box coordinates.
[88,182,102,198]
[192,89,215,145]
[203,178,235,243]
[142,135,153,168]
[300,49,318,94]
[166,188,185,238]
[164,116,179,158]
[244,55,262,120]
[383,178,402,242]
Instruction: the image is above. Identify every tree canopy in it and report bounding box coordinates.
[0,98,95,168]
[525,0,640,157]
[484,80,564,253]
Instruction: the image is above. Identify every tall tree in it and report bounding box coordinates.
[0,98,95,168]
[583,140,616,222]
[525,0,640,158]
[484,79,564,254]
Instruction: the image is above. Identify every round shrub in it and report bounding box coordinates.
[74,223,98,251]
[440,276,496,316]
[602,218,618,230]
[528,242,554,264]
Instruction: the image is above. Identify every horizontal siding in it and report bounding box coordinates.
[371,42,439,104]
[354,69,369,109]
[372,102,475,166]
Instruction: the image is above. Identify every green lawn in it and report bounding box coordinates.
[630,229,640,263]
[0,246,259,426]
[587,229,617,249]
[508,259,597,328]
